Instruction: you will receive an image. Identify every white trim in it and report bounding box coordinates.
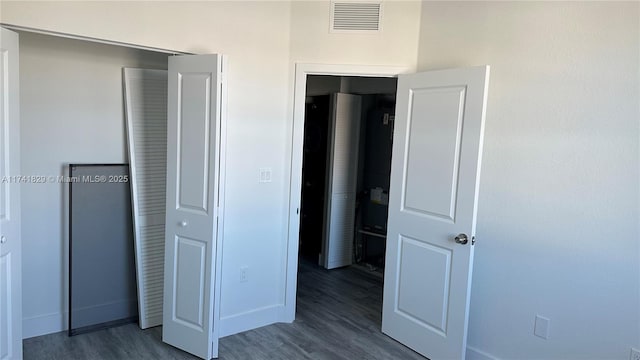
[213,54,229,346]
[466,346,501,360]
[282,63,414,322]
[219,304,282,338]
[0,23,192,55]
[23,312,66,339]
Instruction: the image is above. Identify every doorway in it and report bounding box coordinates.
[283,64,409,323]
[295,73,399,350]
[285,64,490,360]
[298,75,397,273]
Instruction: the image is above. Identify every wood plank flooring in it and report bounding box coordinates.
[23,261,425,359]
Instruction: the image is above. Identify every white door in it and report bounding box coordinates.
[323,93,361,269]
[124,68,168,329]
[0,28,22,360]
[162,54,223,360]
[382,66,490,360]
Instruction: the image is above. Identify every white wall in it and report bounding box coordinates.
[418,2,640,359]
[2,0,422,338]
[18,31,168,337]
[289,0,421,66]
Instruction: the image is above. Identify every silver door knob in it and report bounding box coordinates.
[0,236,6,244]
[454,233,468,245]
[179,220,188,227]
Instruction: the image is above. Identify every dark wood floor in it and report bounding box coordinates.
[24,261,424,360]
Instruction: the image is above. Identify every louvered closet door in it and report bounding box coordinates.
[323,93,361,269]
[124,68,168,329]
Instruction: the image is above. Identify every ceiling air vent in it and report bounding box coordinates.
[330,1,382,33]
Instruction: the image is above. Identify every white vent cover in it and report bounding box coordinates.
[330,1,382,33]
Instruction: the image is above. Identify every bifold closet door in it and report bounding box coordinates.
[323,93,362,269]
[162,54,224,360]
[124,68,168,329]
[0,27,22,360]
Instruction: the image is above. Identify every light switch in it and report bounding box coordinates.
[534,315,550,339]
[259,168,272,183]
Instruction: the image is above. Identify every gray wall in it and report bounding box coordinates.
[19,31,168,338]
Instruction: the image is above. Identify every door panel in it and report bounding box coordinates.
[173,236,206,329]
[382,66,489,360]
[397,236,451,335]
[177,73,212,212]
[163,54,223,360]
[403,86,466,221]
[0,27,21,360]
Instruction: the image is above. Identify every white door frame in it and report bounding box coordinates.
[283,63,414,321]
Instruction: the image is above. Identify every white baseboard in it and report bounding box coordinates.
[467,346,500,360]
[23,312,66,339]
[219,304,283,338]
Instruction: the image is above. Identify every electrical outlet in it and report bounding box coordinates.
[240,266,249,283]
[630,348,640,360]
